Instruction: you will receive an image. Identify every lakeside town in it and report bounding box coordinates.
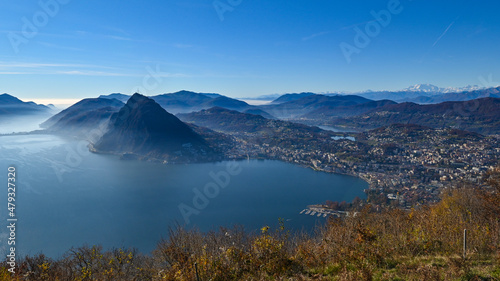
[225,123,500,209]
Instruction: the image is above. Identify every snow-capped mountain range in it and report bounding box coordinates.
[403,84,483,93]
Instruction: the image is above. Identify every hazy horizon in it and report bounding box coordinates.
[10,82,498,108]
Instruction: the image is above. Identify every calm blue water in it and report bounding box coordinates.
[319,125,360,133]
[0,134,367,258]
[332,136,356,141]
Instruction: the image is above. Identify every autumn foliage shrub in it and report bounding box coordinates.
[153,220,302,280]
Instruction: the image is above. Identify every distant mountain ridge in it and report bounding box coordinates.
[98,93,130,103]
[242,108,276,119]
[0,93,52,115]
[249,84,490,105]
[99,90,252,114]
[352,85,497,103]
[91,85,500,122]
[18,85,500,143]
[404,87,500,104]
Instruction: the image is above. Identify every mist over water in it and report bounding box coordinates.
[0,114,52,134]
[0,134,367,258]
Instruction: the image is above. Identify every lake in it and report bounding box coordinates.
[0,134,367,258]
[318,125,359,133]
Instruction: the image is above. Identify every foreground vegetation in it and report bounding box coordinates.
[2,169,500,280]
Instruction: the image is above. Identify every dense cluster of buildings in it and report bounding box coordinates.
[234,125,500,208]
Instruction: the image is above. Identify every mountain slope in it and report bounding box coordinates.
[271,92,316,104]
[200,96,251,111]
[178,107,339,157]
[260,94,373,118]
[178,107,270,134]
[303,99,397,119]
[41,98,124,131]
[356,90,436,102]
[92,93,217,162]
[243,108,276,119]
[178,107,329,139]
[335,97,500,135]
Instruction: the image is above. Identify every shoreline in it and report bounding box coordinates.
[1,130,372,194]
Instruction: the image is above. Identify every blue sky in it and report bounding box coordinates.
[1,0,500,103]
